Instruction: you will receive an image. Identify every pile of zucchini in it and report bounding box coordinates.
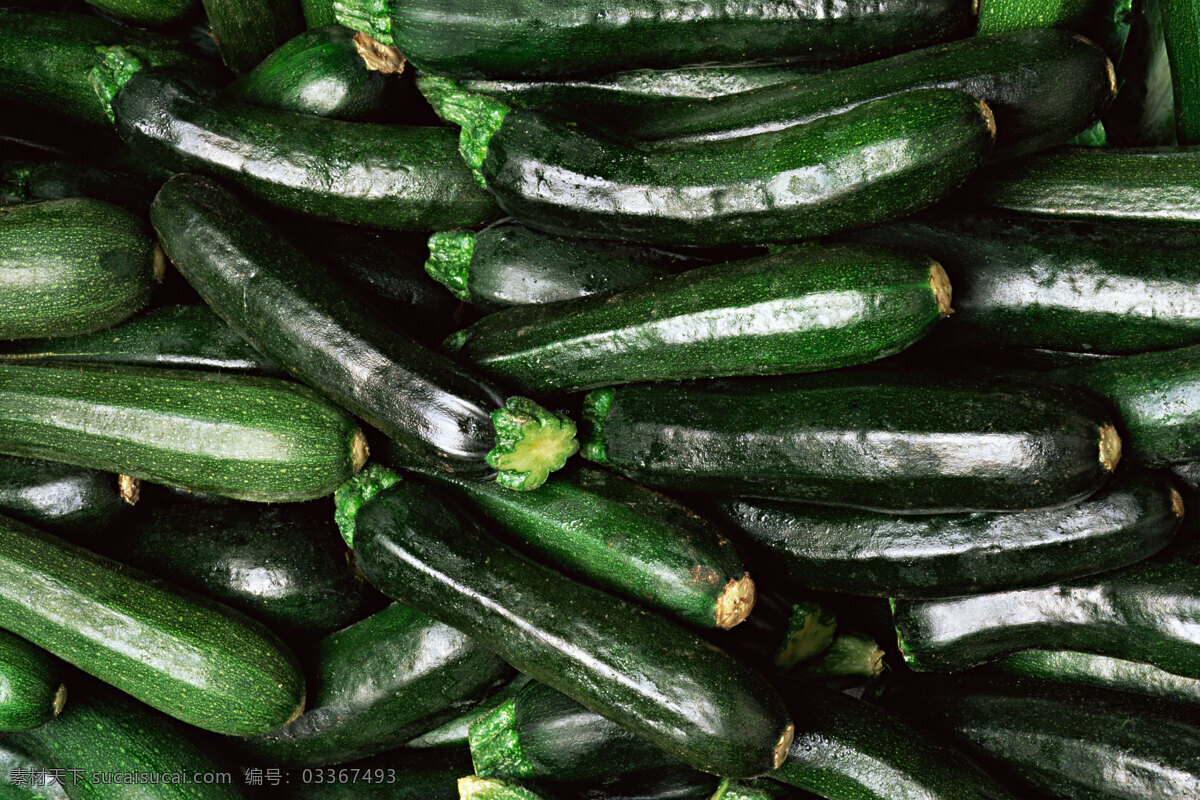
[2,0,1200,798]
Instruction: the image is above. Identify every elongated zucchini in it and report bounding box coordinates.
[113,71,500,231]
[582,372,1121,513]
[423,80,994,246]
[81,0,197,26]
[453,244,952,393]
[0,198,156,341]
[0,513,304,735]
[152,174,575,491]
[0,362,366,502]
[1160,0,1200,143]
[0,632,62,732]
[990,649,1200,708]
[874,674,1200,800]
[1106,0,1176,147]
[333,0,975,79]
[720,471,1181,597]
[236,602,512,766]
[200,0,303,74]
[566,766,721,800]
[344,474,795,778]
[892,557,1200,676]
[0,456,135,540]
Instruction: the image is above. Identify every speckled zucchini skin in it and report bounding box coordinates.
[0,513,305,735]
[454,243,950,392]
[351,478,795,778]
[201,0,304,75]
[583,372,1118,513]
[356,0,974,79]
[720,471,1182,597]
[236,602,512,766]
[82,0,197,26]
[0,456,133,540]
[0,199,155,341]
[892,558,1200,677]
[113,71,499,231]
[990,650,1200,708]
[874,674,1200,800]
[0,362,364,503]
[0,631,62,732]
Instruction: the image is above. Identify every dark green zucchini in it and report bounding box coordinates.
[113,71,500,232]
[453,244,952,392]
[406,672,534,749]
[0,198,157,341]
[82,0,197,26]
[0,632,62,732]
[614,29,1113,159]
[422,81,994,246]
[235,602,512,766]
[0,736,69,800]
[151,174,575,491]
[582,372,1121,512]
[791,634,886,689]
[719,470,1182,597]
[289,747,474,799]
[975,0,1094,33]
[225,25,396,120]
[854,213,1200,354]
[874,673,1200,800]
[0,362,367,502]
[0,9,215,128]
[333,0,975,79]
[990,649,1200,708]
[344,474,795,778]
[0,455,135,540]
[1160,0,1200,143]
[892,557,1200,676]
[710,593,837,674]
[200,0,303,74]
[0,513,305,735]
[23,161,161,212]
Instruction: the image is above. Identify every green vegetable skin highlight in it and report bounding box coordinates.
[1159,0,1200,143]
[0,455,135,539]
[991,649,1200,708]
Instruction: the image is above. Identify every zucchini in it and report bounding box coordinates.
[791,634,886,689]
[0,632,62,732]
[452,244,952,393]
[1105,0,1176,146]
[0,362,367,502]
[151,174,575,491]
[290,747,474,799]
[0,513,305,735]
[976,0,1095,33]
[0,198,157,341]
[0,162,33,204]
[892,557,1200,676]
[200,0,303,74]
[81,0,197,27]
[990,649,1200,708]
[1160,0,1200,143]
[0,737,69,800]
[344,474,796,778]
[423,81,994,247]
[113,71,500,232]
[710,593,837,674]
[225,25,396,120]
[23,161,161,213]
[719,470,1182,597]
[874,673,1200,800]
[0,305,283,375]
[406,673,534,750]
[333,0,976,79]
[0,455,136,540]
[581,372,1121,513]
[613,29,1113,159]
[236,602,512,766]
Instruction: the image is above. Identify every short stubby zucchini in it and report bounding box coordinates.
[0,455,136,540]
[423,80,995,246]
[582,372,1121,513]
[452,243,952,392]
[0,631,63,732]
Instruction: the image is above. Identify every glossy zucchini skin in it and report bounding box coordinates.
[0,513,305,735]
[719,470,1182,598]
[0,305,282,375]
[200,0,303,75]
[875,674,1200,800]
[0,362,365,503]
[225,25,391,120]
[582,372,1120,513]
[454,244,951,393]
[0,631,62,732]
[439,86,993,247]
[236,602,512,766]
[82,0,197,26]
[342,0,975,79]
[113,71,499,231]
[0,198,156,341]
[626,29,1112,159]
[892,558,1200,677]
[990,649,1200,708]
[0,455,134,540]
[350,477,795,778]
[855,213,1200,354]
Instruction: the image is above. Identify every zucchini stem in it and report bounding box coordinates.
[353,31,405,74]
[796,634,887,682]
[51,683,67,717]
[929,261,954,317]
[1099,424,1123,471]
[774,603,837,672]
[425,231,476,301]
[117,474,141,506]
[714,573,757,630]
[333,464,401,546]
[418,76,511,187]
[487,397,578,491]
[332,0,395,46]
[468,698,538,779]
[88,45,149,125]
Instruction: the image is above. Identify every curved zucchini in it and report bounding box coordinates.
[152,174,575,491]
[0,513,305,735]
[344,474,796,778]
[423,80,994,246]
[333,0,975,79]
[582,372,1121,513]
[719,470,1182,597]
[0,632,62,732]
[0,198,156,341]
[990,649,1200,708]
[453,244,952,392]
[0,455,135,540]
[236,602,512,766]
[0,362,366,503]
[892,557,1200,677]
[113,70,500,231]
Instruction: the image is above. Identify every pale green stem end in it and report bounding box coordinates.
[333,463,401,546]
[425,230,476,301]
[797,633,886,680]
[332,0,395,46]
[459,777,549,800]
[88,46,148,126]
[487,397,578,491]
[418,75,511,188]
[467,698,538,780]
[774,602,837,673]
